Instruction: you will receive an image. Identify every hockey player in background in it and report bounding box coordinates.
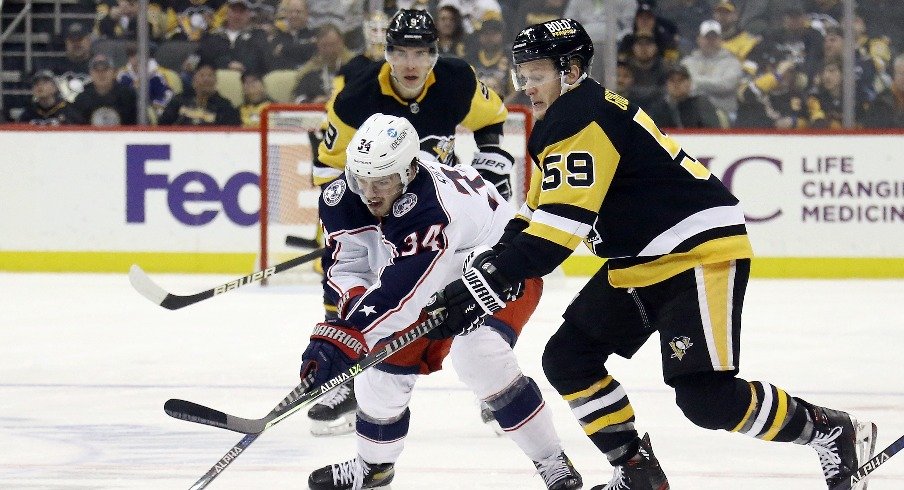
[306,8,516,434]
[425,18,878,490]
[299,113,582,490]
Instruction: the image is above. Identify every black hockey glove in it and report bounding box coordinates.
[471,147,515,201]
[424,248,521,339]
[300,319,368,389]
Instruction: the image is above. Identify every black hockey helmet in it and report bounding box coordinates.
[386,9,438,49]
[512,19,594,73]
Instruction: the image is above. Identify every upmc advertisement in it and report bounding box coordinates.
[1,128,902,276]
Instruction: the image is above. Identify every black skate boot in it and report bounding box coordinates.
[591,433,669,490]
[802,401,877,490]
[533,451,583,490]
[308,456,394,490]
[308,382,356,436]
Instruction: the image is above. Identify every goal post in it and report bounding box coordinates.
[259,103,534,277]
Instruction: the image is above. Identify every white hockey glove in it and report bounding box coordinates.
[471,147,515,201]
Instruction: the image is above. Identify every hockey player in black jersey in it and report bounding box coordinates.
[426,18,878,490]
[307,8,517,435]
[313,9,515,199]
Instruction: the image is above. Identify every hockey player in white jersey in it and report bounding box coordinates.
[300,113,582,490]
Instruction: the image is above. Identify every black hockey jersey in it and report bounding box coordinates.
[494,78,753,288]
[314,57,507,185]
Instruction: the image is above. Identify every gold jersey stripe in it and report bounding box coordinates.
[608,235,754,288]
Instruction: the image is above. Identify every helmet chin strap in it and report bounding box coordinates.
[560,71,588,95]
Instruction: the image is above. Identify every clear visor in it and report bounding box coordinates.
[511,64,562,91]
[386,46,438,69]
[345,167,404,198]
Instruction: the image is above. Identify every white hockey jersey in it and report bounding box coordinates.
[318,160,513,346]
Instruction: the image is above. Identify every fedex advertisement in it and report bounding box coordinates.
[1,128,902,275]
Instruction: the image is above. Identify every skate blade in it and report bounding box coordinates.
[852,419,878,490]
[309,415,355,437]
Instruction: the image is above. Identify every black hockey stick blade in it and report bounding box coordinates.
[164,399,264,433]
[165,314,443,434]
[831,433,904,490]
[129,248,324,310]
[285,234,319,249]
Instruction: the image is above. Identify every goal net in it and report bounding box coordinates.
[259,103,534,281]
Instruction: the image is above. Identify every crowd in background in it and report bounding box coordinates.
[6,0,904,128]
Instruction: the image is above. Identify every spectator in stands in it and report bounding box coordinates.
[17,70,85,125]
[724,0,772,36]
[330,9,389,93]
[117,43,174,117]
[820,25,878,103]
[622,33,670,109]
[507,0,568,44]
[862,54,904,128]
[292,23,354,103]
[807,0,843,30]
[681,19,744,123]
[437,0,502,34]
[565,0,638,76]
[465,14,510,99]
[37,21,94,102]
[197,0,271,75]
[163,0,226,42]
[72,54,138,125]
[760,3,824,82]
[270,0,317,70]
[238,71,272,127]
[95,0,164,40]
[805,59,852,129]
[616,60,637,97]
[435,4,467,58]
[658,0,713,56]
[713,0,763,75]
[619,0,680,63]
[661,64,724,128]
[307,0,365,50]
[735,54,812,128]
[158,61,241,125]
[858,1,904,54]
[854,14,892,94]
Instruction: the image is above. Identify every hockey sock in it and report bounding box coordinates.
[356,408,410,464]
[673,374,808,443]
[486,376,561,461]
[562,375,638,465]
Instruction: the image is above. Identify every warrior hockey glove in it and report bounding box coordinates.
[424,247,521,339]
[471,147,515,201]
[300,319,368,389]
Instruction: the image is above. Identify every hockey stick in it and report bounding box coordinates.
[186,375,313,490]
[831,433,904,490]
[285,234,320,249]
[165,314,443,434]
[128,248,325,310]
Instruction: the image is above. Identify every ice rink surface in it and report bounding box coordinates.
[1,271,903,489]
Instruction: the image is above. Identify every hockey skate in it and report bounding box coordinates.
[533,451,583,490]
[308,382,357,436]
[308,456,394,490]
[803,401,877,490]
[591,433,669,490]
